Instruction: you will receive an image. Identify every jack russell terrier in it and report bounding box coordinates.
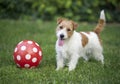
[55,10,105,71]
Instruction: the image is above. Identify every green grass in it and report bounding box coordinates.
[0,19,120,84]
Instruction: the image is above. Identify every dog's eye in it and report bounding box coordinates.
[59,26,63,29]
[67,28,71,31]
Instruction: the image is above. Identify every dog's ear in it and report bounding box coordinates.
[57,18,64,24]
[71,21,78,29]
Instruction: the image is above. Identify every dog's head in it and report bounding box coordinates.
[56,18,78,41]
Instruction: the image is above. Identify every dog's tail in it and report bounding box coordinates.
[94,10,105,34]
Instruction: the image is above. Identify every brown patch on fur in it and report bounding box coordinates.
[80,33,88,47]
[57,18,67,24]
[94,19,105,45]
[70,20,78,29]
[94,19,105,35]
[67,27,74,38]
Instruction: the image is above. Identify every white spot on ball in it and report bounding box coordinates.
[39,51,42,56]
[25,54,31,60]
[16,55,21,61]
[32,57,37,63]
[27,41,33,44]
[14,47,18,52]
[21,46,26,51]
[33,47,38,53]
[18,41,23,45]
[35,43,39,46]
[24,64,30,68]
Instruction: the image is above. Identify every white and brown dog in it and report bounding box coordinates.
[55,10,105,71]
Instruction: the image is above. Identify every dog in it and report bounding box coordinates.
[55,10,105,71]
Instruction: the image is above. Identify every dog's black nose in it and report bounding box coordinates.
[60,34,64,39]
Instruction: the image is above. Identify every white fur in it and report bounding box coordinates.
[100,10,105,21]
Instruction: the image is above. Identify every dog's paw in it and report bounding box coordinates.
[69,68,75,71]
[56,67,62,71]
[69,66,75,71]
[56,68,59,71]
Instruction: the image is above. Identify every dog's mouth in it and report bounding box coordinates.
[58,39,64,46]
[58,34,66,46]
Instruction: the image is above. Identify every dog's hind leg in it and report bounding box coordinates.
[93,51,104,64]
[83,55,89,61]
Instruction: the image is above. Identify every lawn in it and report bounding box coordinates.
[0,19,120,84]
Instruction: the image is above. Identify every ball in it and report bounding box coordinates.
[13,40,42,68]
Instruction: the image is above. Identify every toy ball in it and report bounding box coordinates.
[13,40,42,68]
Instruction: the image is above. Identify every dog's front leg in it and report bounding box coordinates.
[56,54,64,70]
[69,54,79,71]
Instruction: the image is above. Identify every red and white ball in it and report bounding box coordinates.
[13,40,42,68]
